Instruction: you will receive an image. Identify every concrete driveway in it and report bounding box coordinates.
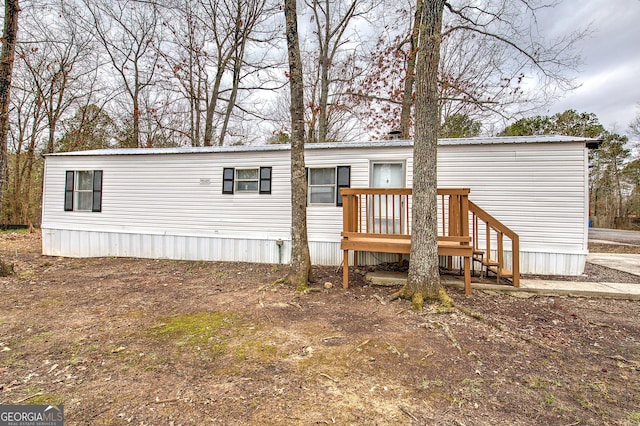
[589,228,640,245]
[587,253,640,277]
[588,228,640,276]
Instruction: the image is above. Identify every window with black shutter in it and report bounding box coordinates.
[307,166,351,206]
[64,170,103,212]
[223,167,272,194]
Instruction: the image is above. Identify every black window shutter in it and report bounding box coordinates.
[223,168,234,194]
[64,171,74,211]
[336,166,350,206]
[92,170,103,212]
[259,167,272,194]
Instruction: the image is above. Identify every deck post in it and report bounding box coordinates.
[464,256,471,296]
[512,237,520,287]
[343,249,349,288]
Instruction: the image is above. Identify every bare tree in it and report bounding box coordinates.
[1,0,109,225]
[20,3,95,153]
[350,0,583,138]
[156,0,206,146]
[217,0,269,146]
[83,0,160,148]
[5,66,46,223]
[0,0,20,217]
[301,0,372,143]
[159,0,274,146]
[283,0,312,287]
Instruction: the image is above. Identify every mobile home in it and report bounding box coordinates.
[41,136,597,275]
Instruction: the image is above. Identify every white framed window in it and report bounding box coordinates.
[75,171,94,211]
[65,170,103,212]
[308,168,335,205]
[235,168,259,192]
[307,166,350,206]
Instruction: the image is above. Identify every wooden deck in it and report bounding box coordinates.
[340,188,520,296]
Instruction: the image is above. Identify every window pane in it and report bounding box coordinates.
[236,169,258,180]
[310,186,334,204]
[75,192,93,211]
[309,168,335,185]
[65,192,73,210]
[236,181,258,192]
[76,171,93,190]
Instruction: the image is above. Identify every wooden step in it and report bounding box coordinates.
[481,259,500,267]
[488,266,513,278]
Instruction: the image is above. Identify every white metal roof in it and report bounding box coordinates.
[45,134,600,157]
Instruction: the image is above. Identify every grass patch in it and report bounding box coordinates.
[21,387,63,405]
[421,379,444,390]
[25,331,54,345]
[544,392,556,405]
[28,393,63,405]
[149,311,244,359]
[0,228,30,235]
[234,339,278,361]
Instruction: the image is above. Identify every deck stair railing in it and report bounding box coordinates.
[469,201,520,286]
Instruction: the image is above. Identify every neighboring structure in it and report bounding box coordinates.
[41,136,598,275]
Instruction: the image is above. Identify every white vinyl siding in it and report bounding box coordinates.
[437,142,587,254]
[43,151,291,241]
[41,139,590,274]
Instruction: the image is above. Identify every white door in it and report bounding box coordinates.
[371,162,405,233]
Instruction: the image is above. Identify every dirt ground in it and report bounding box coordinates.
[1,231,639,425]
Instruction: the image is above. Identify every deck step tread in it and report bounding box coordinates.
[488,266,513,277]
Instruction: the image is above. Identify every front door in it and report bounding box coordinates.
[371,162,405,233]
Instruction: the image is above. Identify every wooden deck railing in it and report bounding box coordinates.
[340,188,520,293]
[342,188,472,236]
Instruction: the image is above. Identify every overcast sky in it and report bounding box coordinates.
[535,0,640,136]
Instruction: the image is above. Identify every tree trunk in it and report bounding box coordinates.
[219,25,245,146]
[132,93,141,148]
[0,0,20,216]
[203,70,224,147]
[399,0,422,139]
[318,56,330,143]
[403,0,447,309]
[284,0,312,288]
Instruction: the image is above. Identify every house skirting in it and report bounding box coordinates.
[42,228,586,275]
